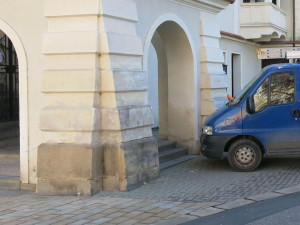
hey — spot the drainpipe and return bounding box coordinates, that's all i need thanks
[293,0,295,47]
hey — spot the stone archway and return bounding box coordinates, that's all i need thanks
[0,19,28,185]
[144,16,198,154]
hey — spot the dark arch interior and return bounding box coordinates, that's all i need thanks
[0,34,19,122]
[0,33,20,188]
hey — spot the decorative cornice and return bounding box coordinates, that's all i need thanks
[221,30,246,41]
[220,30,259,47]
[170,0,232,14]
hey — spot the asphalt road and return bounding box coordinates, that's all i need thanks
[183,192,300,225]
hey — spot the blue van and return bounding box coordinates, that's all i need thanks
[201,63,300,171]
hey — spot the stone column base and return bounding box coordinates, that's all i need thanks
[102,137,159,191]
[37,143,102,196]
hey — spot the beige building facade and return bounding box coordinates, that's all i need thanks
[0,0,297,195]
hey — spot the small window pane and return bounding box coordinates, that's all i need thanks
[254,78,269,112]
[270,73,295,106]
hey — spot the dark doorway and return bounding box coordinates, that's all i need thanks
[0,34,19,122]
[232,53,242,97]
[0,34,20,191]
[262,58,289,69]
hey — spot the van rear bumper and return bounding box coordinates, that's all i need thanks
[200,134,234,159]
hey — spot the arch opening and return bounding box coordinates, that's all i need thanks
[0,20,28,187]
[0,32,20,185]
[146,21,196,152]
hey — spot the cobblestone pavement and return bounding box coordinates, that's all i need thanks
[0,190,215,225]
[98,156,300,203]
[0,155,300,225]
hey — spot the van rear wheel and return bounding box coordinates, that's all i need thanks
[228,139,262,172]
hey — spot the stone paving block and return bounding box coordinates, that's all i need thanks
[0,210,15,215]
[109,216,130,224]
[53,219,76,225]
[4,221,24,225]
[124,211,143,218]
[215,198,255,210]
[159,203,176,209]
[36,210,58,216]
[121,206,140,213]
[119,219,139,225]
[36,219,58,225]
[85,213,107,220]
[189,207,225,217]
[48,216,71,223]
[246,192,284,202]
[20,220,41,225]
[138,205,157,212]
[154,215,198,225]
[134,212,153,220]
[86,203,104,210]
[177,209,194,215]
[165,214,177,220]
[151,202,168,208]
[140,216,161,224]
[190,202,221,209]
[101,208,120,215]
[69,209,87,215]
[86,207,107,214]
[155,210,175,218]
[132,202,150,208]
[70,213,91,220]
[107,211,126,218]
[149,207,167,214]
[275,185,300,195]
[0,213,23,220]
[34,214,57,221]
[70,219,91,225]
[90,217,113,224]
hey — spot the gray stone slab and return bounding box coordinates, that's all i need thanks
[154,215,198,225]
[215,199,255,210]
[247,192,284,202]
[274,185,300,195]
[90,217,112,224]
[189,207,225,217]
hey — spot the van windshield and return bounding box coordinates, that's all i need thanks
[228,70,264,106]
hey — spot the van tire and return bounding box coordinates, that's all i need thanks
[228,139,262,172]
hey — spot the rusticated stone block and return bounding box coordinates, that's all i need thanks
[37,143,102,196]
[102,137,159,191]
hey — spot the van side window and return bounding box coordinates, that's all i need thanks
[254,78,269,112]
[270,73,295,106]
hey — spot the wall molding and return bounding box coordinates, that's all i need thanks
[170,0,231,13]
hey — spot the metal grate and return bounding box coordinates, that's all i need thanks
[0,35,19,122]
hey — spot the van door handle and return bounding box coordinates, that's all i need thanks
[292,109,300,117]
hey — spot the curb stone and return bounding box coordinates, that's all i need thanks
[155,184,300,225]
[214,198,254,210]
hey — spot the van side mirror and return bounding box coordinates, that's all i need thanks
[247,96,255,114]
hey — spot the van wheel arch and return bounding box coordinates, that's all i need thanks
[224,135,265,155]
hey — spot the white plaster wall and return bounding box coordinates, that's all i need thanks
[295,0,300,40]
[220,38,261,96]
[217,0,240,34]
[0,0,46,184]
[147,43,159,128]
[278,0,293,41]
